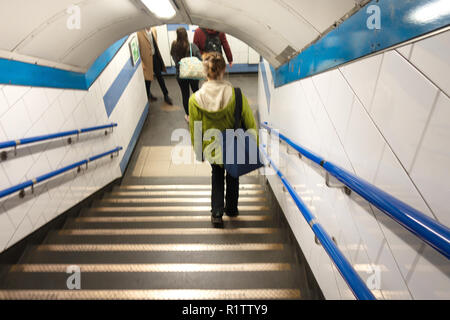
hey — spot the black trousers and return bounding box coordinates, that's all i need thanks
[211,164,239,215]
[177,77,199,115]
[145,56,169,97]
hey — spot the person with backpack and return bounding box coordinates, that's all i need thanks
[188,52,257,228]
[170,27,202,122]
[193,28,233,68]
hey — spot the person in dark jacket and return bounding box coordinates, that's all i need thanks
[170,27,202,122]
[193,28,233,68]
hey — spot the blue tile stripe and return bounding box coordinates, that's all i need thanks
[164,63,258,75]
[0,58,87,90]
[167,24,190,31]
[260,61,271,114]
[273,0,450,87]
[120,102,149,173]
[85,36,129,88]
[103,57,142,117]
[0,36,129,90]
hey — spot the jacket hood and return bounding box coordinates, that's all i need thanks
[193,80,234,119]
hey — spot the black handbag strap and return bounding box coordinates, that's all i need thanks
[234,87,243,130]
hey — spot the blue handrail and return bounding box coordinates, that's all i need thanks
[0,123,118,150]
[260,147,376,300]
[261,122,450,259]
[0,147,123,199]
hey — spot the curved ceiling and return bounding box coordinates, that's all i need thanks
[0,0,368,72]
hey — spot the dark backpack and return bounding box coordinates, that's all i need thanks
[202,28,222,54]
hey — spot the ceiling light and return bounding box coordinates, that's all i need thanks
[141,0,176,19]
[409,0,450,24]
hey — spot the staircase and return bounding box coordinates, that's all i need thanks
[0,176,311,300]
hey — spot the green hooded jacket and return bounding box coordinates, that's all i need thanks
[189,86,258,165]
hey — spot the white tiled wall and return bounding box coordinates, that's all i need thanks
[0,34,148,253]
[258,29,450,299]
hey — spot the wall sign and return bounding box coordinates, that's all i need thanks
[129,36,140,66]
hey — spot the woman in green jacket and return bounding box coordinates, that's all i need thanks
[189,52,258,227]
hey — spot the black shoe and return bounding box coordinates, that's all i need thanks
[225,208,239,217]
[164,95,173,105]
[211,211,224,228]
[149,94,157,102]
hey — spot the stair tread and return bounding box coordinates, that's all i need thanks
[0,288,301,300]
[19,244,296,264]
[1,269,302,290]
[43,231,287,244]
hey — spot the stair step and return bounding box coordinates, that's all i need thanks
[18,243,296,264]
[0,288,301,300]
[108,190,265,197]
[58,228,278,236]
[121,176,262,186]
[83,205,271,216]
[97,197,267,206]
[1,268,302,291]
[43,230,287,244]
[10,263,293,273]
[64,216,276,229]
[115,184,264,191]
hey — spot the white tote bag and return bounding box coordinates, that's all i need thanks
[179,44,205,80]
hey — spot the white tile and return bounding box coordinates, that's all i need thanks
[374,145,434,217]
[0,206,15,251]
[22,88,50,124]
[5,215,33,250]
[58,90,78,120]
[344,99,386,183]
[407,245,450,299]
[0,123,6,143]
[45,141,68,170]
[323,70,354,140]
[44,88,62,106]
[27,190,51,227]
[340,53,383,110]
[25,119,51,162]
[73,89,87,106]
[1,147,34,186]
[396,44,413,60]
[372,207,423,280]
[312,71,332,107]
[375,241,412,300]
[2,85,30,107]
[0,164,11,190]
[316,249,342,300]
[0,99,33,139]
[345,193,385,265]
[25,153,52,180]
[300,77,321,121]
[409,30,450,96]
[42,98,65,132]
[371,51,438,171]
[4,193,35,229]
[0,89,9,117]
[410,92,450,227]
[73,100,95,128]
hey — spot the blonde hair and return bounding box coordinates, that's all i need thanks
[202,52,226,80]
